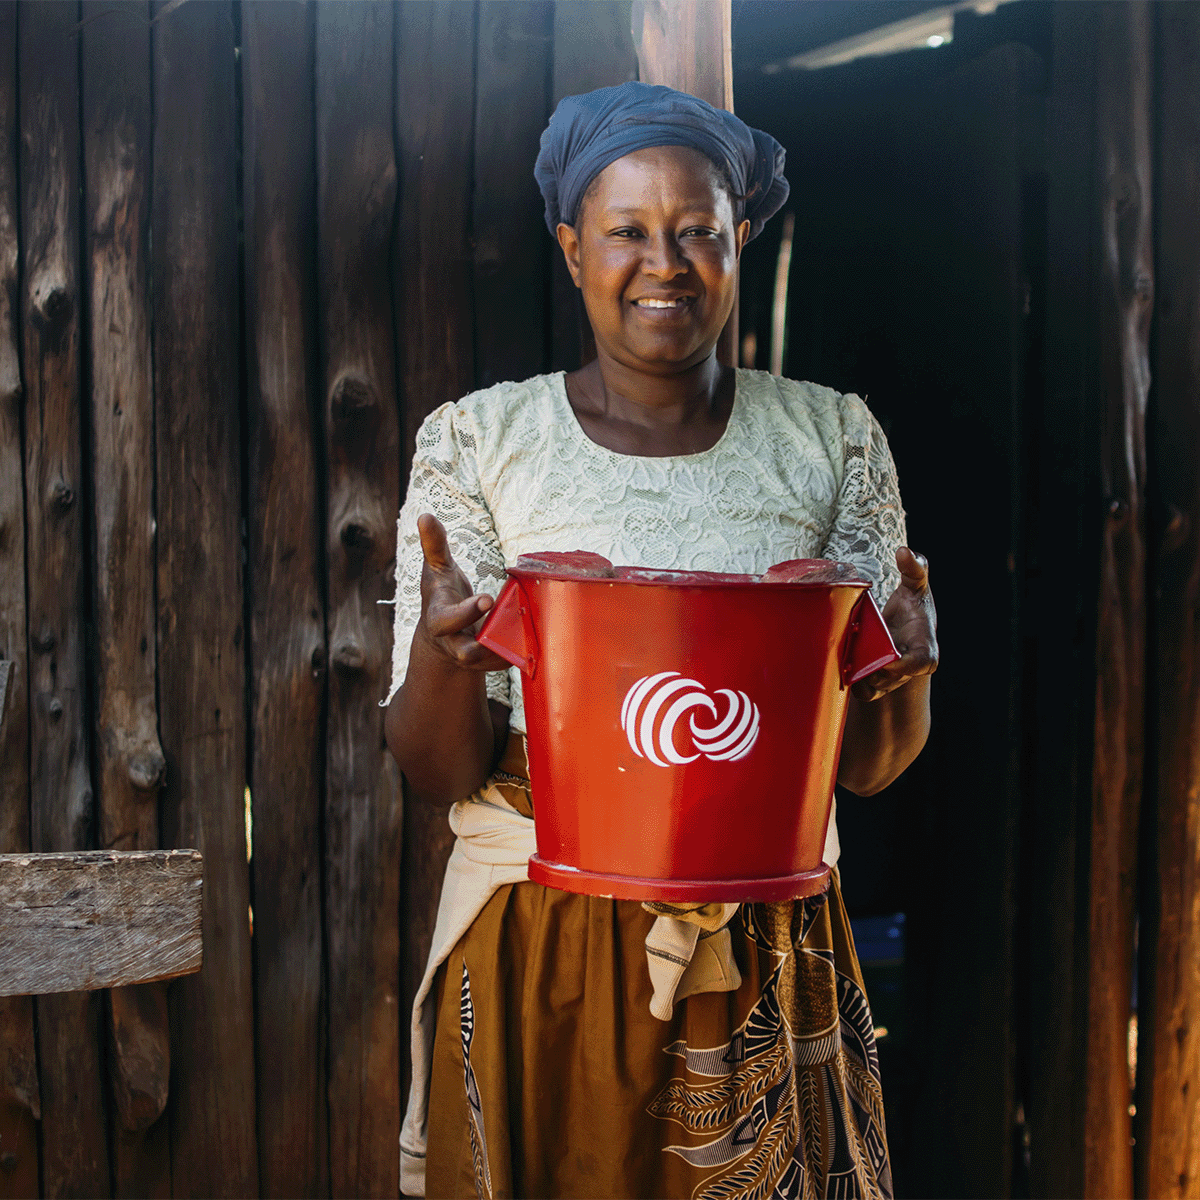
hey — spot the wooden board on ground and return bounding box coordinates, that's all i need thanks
[0,851,203,997]
[316,3,403,1192]
[19,2,111,1193]
[151,1,259,1194]
[242,2,329,1195]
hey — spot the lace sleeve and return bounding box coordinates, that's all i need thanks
[821,394,907,608]
[382,402,511,709]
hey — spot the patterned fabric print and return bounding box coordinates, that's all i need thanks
[460,963,493,1200]
[649,901,891,1200]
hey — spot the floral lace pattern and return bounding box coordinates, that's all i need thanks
[385,369,906,734]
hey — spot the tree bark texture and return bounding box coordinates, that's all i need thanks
[151,1,258,1194]
[19,2,110,1194]
[242,3,328,1195]
[316,3,402,1193]
[0,2,41,1195]
[80,4,171,1191]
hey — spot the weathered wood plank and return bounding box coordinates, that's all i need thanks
[0,3,41,1194]
[394,0,475,1100]
[80,4,172,1190]
[151,1,258,1193]
[0,850,202,996]
[549,0,635,372]
[473,0,552,389]
[631,0,736,364]
[396,0,476,464]
[1029,4,1152,1195]
[1137,3,1200,1195]
[242,3,328,1195]
[631,0,731,109]
[316,3,402,1193]
[18,2,111,1193]
[1084,4,1152,1196]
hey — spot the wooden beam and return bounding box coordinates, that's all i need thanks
[316,3,403,1192]
[81,5,174,1187]
[394,0,477,1102]
[1084,4,1152,1195]
[19,1,112,1191]
[151,1,259,1192]
[1137,3,1200,1195]
[0,1,41,1192]
[631,0,737,364]
[242,2,329,1195]
[0,851,202,997]
[1029,4,1152,1195]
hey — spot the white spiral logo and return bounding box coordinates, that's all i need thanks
[620,672,760,767]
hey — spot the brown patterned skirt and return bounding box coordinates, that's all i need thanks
[423,741,892,1200]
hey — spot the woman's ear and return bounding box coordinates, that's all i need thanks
[734,218,751,260]
[556,222,582,287]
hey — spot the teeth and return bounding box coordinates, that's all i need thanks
[637,298,683,308]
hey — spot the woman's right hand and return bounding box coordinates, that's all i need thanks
[416,513,511,672]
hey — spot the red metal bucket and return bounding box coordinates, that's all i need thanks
[477,552,898,903]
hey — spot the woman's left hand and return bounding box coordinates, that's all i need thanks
[852,547,938,702]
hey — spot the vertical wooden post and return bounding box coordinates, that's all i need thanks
[1137,4,1200,1195]
[19,2,112,1194]
[81,4,171,1194]
[472,1,553,389]
[1084,4,1153,1195]
[151,1,259,1194]
[0,2,41,1195]
[1030,4,1152,1195]
[631,0,737,366]
[394,0,477,1097]
[242,3,328,1196]
[316,3,402,1193]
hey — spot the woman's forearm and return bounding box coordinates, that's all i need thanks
[836,676,931,796]
[384,624,507,805]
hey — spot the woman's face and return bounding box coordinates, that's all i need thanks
[557,145,751,376]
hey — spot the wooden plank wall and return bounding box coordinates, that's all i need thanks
[0,3,634,1196]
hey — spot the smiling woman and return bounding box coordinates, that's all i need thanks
[385,81,936,1200]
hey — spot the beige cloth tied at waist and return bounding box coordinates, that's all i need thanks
[400,770,741,1197]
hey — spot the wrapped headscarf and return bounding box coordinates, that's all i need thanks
[534,81,789,242]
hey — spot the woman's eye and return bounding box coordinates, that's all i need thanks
[682,226,717,238]
[611,227,642,238]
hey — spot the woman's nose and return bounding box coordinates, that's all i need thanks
[641,233,686,278]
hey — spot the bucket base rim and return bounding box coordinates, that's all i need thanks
[527,854,832,903]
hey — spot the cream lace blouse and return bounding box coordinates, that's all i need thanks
[385,369,906,859]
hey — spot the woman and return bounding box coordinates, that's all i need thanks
[386,82,937,1200]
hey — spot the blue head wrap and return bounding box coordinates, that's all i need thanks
[534,81,789,242]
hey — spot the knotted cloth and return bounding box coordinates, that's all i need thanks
[534,81,790,241]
